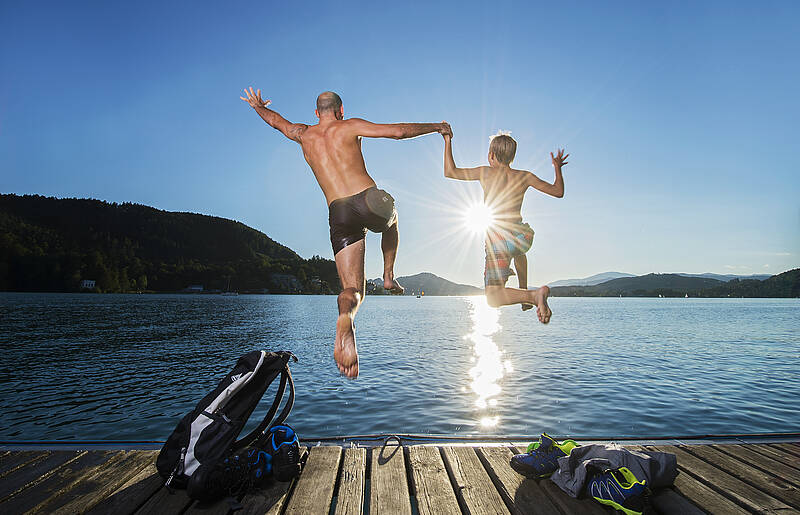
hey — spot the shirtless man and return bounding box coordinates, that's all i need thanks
[241,88,451,378]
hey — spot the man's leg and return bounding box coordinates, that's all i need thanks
[381,220,404,294]
[333,239,366,378]
[485,285,552,323]
[514,254,534,311]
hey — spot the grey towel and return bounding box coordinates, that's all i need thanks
[550,443,678,498]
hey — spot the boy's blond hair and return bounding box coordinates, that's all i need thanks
[489,132,517,165]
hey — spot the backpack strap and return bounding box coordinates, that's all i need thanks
[234,361,295,450]
[271,366,295,428]
[251,365,295,449]
[271,352,297,429]
[267,352,296,430]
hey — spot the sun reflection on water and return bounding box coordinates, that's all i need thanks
[465,298,510,429]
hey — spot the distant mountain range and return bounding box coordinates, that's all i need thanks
[1,193,796,297]
[550,271,771,287]
[549,272,635,287]
[368,273,483,296]
[673,272,772,282]
[366,270,798,298]
[549,270,799,298]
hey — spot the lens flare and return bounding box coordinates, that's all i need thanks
[464,202,495,234]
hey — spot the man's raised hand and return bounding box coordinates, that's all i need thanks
[240,87,272,109]
[551,148,569,169]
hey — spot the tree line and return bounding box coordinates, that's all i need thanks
[0,194,340,293]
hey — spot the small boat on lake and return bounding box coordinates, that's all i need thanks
[221,278,238,296]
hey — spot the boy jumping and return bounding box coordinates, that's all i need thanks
[442,129,567,323]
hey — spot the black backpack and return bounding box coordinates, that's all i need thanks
[156,350,297,489]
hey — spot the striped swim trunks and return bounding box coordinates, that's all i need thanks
[484,222,534,287]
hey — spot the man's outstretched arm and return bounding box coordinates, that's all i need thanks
[241,87,307,143]
[526,149,568,197]
[346,118,451,140]
[443,131,485,181]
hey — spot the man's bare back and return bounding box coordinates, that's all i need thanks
[241,88,450,378]
[296,121,376,204]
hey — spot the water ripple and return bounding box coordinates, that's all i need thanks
[1,293,799,440]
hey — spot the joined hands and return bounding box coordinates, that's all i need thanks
[440,121,453,139]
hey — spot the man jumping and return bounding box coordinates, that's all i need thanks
[241,88,451,378]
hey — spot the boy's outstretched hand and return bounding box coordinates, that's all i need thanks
[551,148,569,168]
[240,87,271,109]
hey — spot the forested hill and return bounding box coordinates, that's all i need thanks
[0,194,339,293]
[550,270,800,298]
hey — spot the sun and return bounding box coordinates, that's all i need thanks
[464,202,495,234]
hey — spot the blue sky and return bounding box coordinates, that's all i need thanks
[2,1,798,287]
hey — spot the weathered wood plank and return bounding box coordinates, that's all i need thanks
[477,446,558,515]
[0,451,123,514]
[505,445,606,515]
[649,445,794,513]
[37,450,155,514]
[750,444,800,471]
[626,445,730,515]
[283,445,340,515]
[407,446,460,515]
[660,468,749,515]
[0,451,84,501]
[775,443,800,458]
[0,450,48,477]
[682,444,800,509]
[441,446,509,515]
[713,444,800,487]
[85,462,164,515]
[370,445,411,515]
[240,478,295,515]
[649,488,705,515]
[133,485,194,514]
[335,447,366,515]
[183,497,232,515]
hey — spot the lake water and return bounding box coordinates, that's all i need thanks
[1,293,798,442]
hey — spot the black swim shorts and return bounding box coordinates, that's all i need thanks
[328,186,397,255]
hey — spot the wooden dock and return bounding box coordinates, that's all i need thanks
[1,441,799,514]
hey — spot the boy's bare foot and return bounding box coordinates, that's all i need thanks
[383,274,404,294]
[521,302,534,311]
[334,314,359,378]
[533,286,551,324]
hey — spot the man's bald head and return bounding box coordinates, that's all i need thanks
[316,91,342,114]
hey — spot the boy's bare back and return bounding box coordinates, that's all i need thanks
[480,167,537,223]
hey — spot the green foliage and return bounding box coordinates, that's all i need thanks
[0,194,340,294]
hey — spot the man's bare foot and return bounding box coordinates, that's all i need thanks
[383,275,404,295]
[533,286,552,324]
[334,314,359,378]
[521,302,534,311]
